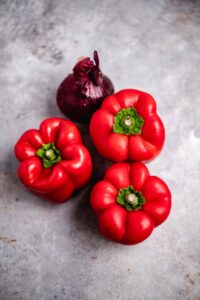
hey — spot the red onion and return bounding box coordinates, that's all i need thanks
[56,51,114,123]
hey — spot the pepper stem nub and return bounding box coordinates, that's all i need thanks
[124,116,132,127]
[126,193,139,206]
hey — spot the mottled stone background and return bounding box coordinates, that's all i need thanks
[0,0,200,299]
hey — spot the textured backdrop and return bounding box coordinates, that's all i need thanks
[0,0,200,299]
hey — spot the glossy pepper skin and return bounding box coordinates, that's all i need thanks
[90,162,171,245]
[90,89,165,162]
[15,118,92,203]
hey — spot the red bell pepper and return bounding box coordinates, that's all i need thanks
[90,162,171,245]
[15,118,93,203]
[90,89,165,162]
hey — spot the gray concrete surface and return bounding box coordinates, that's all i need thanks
[0,0,200,299]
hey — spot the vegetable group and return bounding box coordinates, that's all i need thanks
[14,50,172,246]
[90,162,171,245]
[90,89,165,162]
[57,51,114,123]
[15,118,92,203]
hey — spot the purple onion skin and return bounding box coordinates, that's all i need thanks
[56,51,114,123]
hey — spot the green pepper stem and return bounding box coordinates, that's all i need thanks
[117,186,145,211]
[36,143,61,168]
[113,107,144,135]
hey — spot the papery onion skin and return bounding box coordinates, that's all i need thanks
[56,51,114,123]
